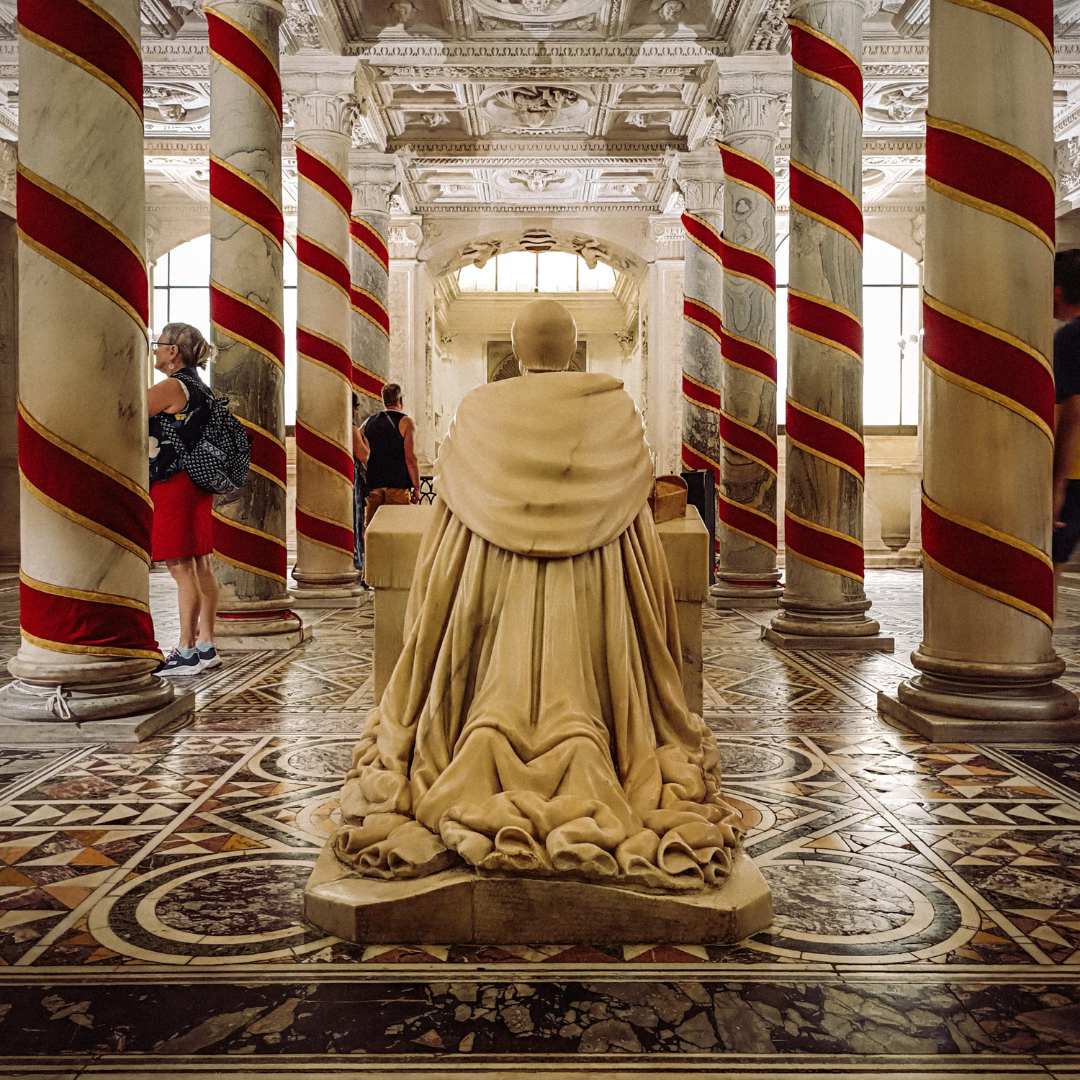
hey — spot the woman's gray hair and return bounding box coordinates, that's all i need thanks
[159,322,214,368]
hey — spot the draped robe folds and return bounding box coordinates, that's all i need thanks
[332,371,743,893]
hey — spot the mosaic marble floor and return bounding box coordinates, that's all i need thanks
[0,569,1079,1078]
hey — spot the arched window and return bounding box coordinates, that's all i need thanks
[775,232,920,428]
[457,250,617,293]
[151,234,300,423]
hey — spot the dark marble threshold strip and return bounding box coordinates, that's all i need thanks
[3,965,1079,986]
[0,1055,1055,1075]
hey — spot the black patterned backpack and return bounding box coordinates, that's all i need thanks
[167,368,251,494]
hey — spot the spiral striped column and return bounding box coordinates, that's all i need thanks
[878,0,1079,738]
[0,0,177,727]
[349,157,394,424]
[291,92,362,606]
[765,0,891,651]
[713,94,785,609]
[206,0,303,649]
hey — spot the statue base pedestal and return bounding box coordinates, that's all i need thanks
[304,846,771,944]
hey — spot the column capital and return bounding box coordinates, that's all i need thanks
[648,214,685,260]
[678,148,723,212]
[717,83,788,142]
[349,150,397,214]
[389,215,424,261]
[285,88,360,141]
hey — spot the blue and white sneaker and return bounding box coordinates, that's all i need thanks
[157,647,201,677]
[196,643,222,672]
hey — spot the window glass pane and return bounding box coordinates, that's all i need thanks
[283,239,298,287]
[900,286,921,426]
[537,251,579,292]
[167,288,210,342]
[578,257,616,291]
[457,260,496,292]
[862,288,903,424]
[152,290,169,340]
[776,285,788,423]
[775,230,789,287]
[496,251,537,292]
[283,286,297,425]
[863,234,901,286]
[167,235,210,287]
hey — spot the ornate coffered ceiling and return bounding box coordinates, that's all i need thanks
[3,0,1080,224]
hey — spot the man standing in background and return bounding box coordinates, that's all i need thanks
[354,383,420,528]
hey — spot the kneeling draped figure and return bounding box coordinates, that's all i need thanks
[331,299,742,893]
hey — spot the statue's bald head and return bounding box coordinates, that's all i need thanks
[512,298,578,374]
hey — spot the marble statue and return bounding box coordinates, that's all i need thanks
[327,299,747,895]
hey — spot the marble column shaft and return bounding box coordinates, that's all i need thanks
[350,157,394,423]
[714,94,784,605]
[680,151,725,562]
[1,0,173,722]
[291,93,361,601]
[768,0,889,649]
[206,0,302,646]
[879,0,1078,737]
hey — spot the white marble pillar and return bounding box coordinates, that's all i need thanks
[206,0,304,649]
[349,153,395,425]
[713,90,786,609]
[287,75,362,606]
[679,151,725,559]
[0,0,183,736]
[765,0,892,651]
[879,0,1080,738]
[645,215,685,473]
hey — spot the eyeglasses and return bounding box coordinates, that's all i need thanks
[150,341,176,348]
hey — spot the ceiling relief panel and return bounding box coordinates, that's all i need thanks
[463,0,611,36]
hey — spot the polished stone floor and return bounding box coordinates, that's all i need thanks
[0,568,1079,1078]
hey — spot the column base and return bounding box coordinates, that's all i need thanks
[290,585,365,609]
[0,685,194,743]
[878,685,1080,743]
[215,605,310,652]
[766,605,894,652]
[712,586,782,610]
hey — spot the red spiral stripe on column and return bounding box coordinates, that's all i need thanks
[922,293,1054,439]
[789,18,863,114]
[211,281,285,368]
[926,116,1055,251]
[297,145,352,217]
[351,285,390,337]
[206,8,283,125]
[719,492,778,550]
[295,508,354,556]
[719,144,776,203]
[19,574,159,660]
[209,157,284,247]
[18,404,152,565]
[785,399,865,481]
[353,361,385,403]
[17,166,148,328]
[948,0,1052,52]
[351,218,390,272]
[682,372,721,413]
[681,442,721,481]
[298,326,352,384]
[297,235,351,296]
[719,412,779,474]
[721,325,778,383]
[789,161,864,249]
[785,510,864,581]
[719,237,776,291]
[239,417,287,491]
[295,419,353,484]
[789,289,862,361]
[212,512,288,583]
[683,297,724,344]
[681,211,724,263]
[19,0,143,119]
[922,494,1053,627]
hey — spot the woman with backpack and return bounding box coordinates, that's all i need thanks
[148,323,222,677]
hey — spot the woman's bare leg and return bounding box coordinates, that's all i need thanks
[194,554,219,646]
[166,558,200,649]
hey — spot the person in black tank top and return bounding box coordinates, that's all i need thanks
[358,382,420,528]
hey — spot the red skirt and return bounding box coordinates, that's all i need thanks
[151,471,214,561]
